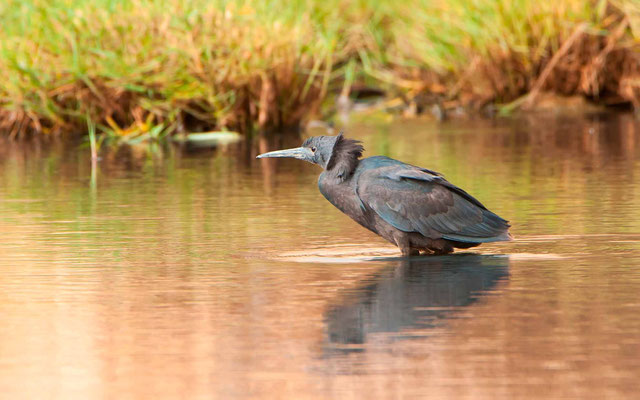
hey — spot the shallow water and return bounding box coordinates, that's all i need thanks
[1,113,640,399]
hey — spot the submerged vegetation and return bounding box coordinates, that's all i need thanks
[1,0,639,139]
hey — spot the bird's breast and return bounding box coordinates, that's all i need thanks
[318,174,367,223]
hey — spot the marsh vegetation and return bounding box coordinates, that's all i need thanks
[1,0,639,139]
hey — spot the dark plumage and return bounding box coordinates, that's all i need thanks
[257,133,512,255]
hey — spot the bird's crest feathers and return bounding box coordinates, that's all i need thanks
[326,131,364,175]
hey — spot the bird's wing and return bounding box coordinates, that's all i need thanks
[356,165,510,243]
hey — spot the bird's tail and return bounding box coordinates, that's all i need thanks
[442,209,512,244]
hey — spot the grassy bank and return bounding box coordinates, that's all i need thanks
[1,0,639,139]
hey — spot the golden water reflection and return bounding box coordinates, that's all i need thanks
[1,112,640,398]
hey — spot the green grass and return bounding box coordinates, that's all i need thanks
[0,0,638,139]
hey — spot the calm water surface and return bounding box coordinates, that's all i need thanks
[1,113,640,399]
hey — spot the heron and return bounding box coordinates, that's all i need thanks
[257,133,512,255]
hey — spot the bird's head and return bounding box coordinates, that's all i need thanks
[257,132,363,171]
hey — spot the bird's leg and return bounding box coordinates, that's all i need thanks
[431,248,453,256]
[430,241,454,255]
[401,247,420,257]
[395,234,419,257]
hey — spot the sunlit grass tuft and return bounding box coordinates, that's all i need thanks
[0,0,343,137]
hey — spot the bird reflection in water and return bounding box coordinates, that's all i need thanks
[324,255,509,353]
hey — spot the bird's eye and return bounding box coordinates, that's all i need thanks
[311,147,317,153]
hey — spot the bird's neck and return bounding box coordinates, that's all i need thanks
[323,135,364,181]
[325,152,359,181]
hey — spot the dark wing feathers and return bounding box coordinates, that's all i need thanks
[356,164,510,243]
[389,168,488,211]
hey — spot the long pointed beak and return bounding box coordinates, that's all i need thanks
[256,147,312,160]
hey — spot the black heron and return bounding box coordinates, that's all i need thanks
[257,133,512,255]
